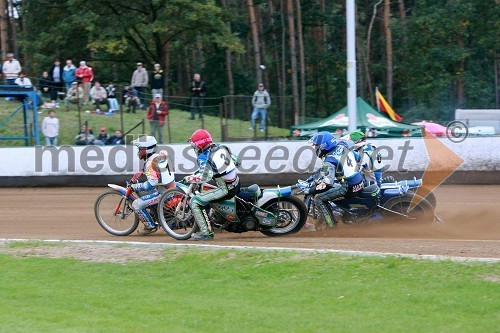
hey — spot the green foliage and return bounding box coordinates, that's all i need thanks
[14,0,500,122]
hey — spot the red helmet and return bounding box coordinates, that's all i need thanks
[189,129,213,152]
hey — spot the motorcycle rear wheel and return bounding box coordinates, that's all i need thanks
[94,191,139,236]
[158,188,198,240]
[382,194,435,222]
[260,196,307,237]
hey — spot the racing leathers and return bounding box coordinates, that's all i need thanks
[131,151,171,228]
[357,143,385,186]
[310,144,364,226]
[189,144,240,236]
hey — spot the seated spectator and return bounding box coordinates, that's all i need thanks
[105,130,125,145]
[74,124,94,145]
[90,81,107,112]
[92,127,110,145]
[64,82,83,110]
[38,71,52,99]
[106,82,119,112]
[14,72,33,88]
[122,85,140,113]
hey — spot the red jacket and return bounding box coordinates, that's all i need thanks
[75,66,93,83]
[147,101,169,126]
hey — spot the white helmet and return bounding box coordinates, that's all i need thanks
[132,135,158,160]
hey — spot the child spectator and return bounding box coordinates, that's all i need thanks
[122,85,140,113]
[106,82,119,112]
[42,110,59,146]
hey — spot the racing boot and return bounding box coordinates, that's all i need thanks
[189,197,214,241]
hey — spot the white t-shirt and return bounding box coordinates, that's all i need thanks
[42,117,59,137]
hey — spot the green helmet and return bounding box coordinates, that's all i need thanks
[349,130,366,143]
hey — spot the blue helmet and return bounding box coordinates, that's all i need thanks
[309,131,337,157]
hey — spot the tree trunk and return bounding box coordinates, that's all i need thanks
[0,0,8,60]
[287,0,299,126]
[383,0,393,104]
[365,0,383,103]
[221,0,235,118]
[280,0,287,127]
[247,0,262,84]
[163,39,170,98]
[295,0,306,120]
[7,0,17,57]
[496,49,500,108]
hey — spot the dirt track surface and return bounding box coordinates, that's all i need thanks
[1,185,499,259]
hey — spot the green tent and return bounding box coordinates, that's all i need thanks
[291,97,422,138]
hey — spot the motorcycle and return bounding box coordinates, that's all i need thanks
[94,157,180,236]
[157,181,308,240]
[296,177,440,226]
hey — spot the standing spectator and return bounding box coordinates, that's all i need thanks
[106,130,125,145]
[2,53,21,85]
[38,71,52,100]
[74,124,94,145]
[49,59,64,107]
[62,59,76,91]
[147,94,168,144]
[106,82,119,112]
[64,82,83,110]
[42,110,59,146]
[93,127,110,145]
[250,83,271,132]
[190,73,206,120]
[131,62,148,109]
[150,63,164,99]
[14,72,33,88]
[75,61,93,105]
[90,81,107,112]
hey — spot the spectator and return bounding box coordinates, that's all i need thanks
[49,59,65,106]
[74,124,94,145]
[64,82,83,110]
[14,72,33,88]
[147,94,168,144]
[75,61,93,105]
[38,71,52,100]
[190,73,206,120]
[106,130,125,145]
[90,81,107,112]
[130,62,148,109]
[42,110,59,146]
[62,59,76,91]
[2,53,21,85]
[123,85,140,113]
[105,82,119,112]
[249,83,271,132]
[150,63,164,99]
[93,127,110,145]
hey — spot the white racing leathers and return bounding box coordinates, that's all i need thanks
[131,152,168,228]
[189,145,240,236]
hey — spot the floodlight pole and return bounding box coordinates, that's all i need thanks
[346,0,357,132]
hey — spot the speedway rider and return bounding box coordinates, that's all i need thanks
[130,135,171,235]
[306,131,364,227]
[341,130,389,186]
[186,129,240,241]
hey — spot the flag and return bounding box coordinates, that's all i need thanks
[376,88,403,122]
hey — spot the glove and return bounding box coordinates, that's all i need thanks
[131,171,143,183]
[125,186,133,197]
[186,174,203,183]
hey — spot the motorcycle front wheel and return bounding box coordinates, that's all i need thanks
[157,188,198,240]
[260,196,307,237]
[94,191,139,236]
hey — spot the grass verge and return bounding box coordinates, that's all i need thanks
[0,246,498,332]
